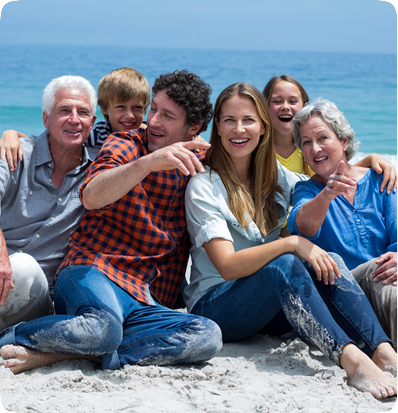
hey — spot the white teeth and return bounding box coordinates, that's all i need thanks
[315,156,328,162]
[231,139,248,144]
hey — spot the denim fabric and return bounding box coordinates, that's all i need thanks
[0,265,222,370]
[191,253,391,366]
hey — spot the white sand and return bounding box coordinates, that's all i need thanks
[0,333,396,413]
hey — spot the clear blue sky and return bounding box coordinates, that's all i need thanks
[0,0,396,54]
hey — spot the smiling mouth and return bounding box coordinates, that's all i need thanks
[120,121,137,128]
[151,131,165,138]
[66,130,81,135]
[230,138,249,144]
[278,115,293,123]
[314,156,328,162]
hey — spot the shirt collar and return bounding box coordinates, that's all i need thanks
[35,129,96,167]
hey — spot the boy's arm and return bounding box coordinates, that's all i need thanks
[0,130,28,172]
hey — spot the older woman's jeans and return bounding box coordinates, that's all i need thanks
[0,265,222,370]
[191,253,391,366]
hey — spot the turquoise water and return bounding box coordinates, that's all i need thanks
[0,45,396,163]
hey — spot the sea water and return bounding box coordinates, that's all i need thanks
[0,45,396,164]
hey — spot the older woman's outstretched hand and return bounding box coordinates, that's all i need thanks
[323,161,356,201]
[292,236,340,286]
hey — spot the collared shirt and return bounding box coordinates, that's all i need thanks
[57,129,203,308]
[183,163,306,312]
[287,169,397,270]
[0,130,100,291]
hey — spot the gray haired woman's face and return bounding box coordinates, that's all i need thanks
[299,115,348,180]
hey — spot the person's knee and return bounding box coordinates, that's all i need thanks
[79,309,123,354]
[31,308,123,356]
[186,316,223,360]
[9,252,48,292]
[1,253,52,327]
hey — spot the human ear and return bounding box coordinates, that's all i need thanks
[188,122,203,137]
[43,111,49,129]
[342,137,349,151]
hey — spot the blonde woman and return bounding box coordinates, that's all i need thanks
[184,83,397,399]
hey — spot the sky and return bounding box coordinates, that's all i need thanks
[0,0,396,54]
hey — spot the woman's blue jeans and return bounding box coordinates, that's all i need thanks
[0,265,222,370]
[191,253,391,366]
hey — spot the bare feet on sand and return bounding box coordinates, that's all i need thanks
[372,342,397,376]
[0,345,100,374]
[340,343,397,399]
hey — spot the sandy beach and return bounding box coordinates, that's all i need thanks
[0,331,396,413]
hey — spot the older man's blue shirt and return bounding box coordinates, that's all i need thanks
[288,169,397,270]
[0,130,100,291]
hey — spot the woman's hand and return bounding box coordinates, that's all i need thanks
[0,130,26,172]
[292,236,340,285]
[323,161,356,201]
[373,252,397,286]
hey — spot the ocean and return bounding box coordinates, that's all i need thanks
[0,45,396,164]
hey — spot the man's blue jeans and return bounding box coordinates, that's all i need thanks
[0,265,222,370]
[191,253,391,366]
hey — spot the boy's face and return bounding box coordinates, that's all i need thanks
[104,98,145,133]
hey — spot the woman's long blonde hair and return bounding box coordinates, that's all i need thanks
[206,83,283,237]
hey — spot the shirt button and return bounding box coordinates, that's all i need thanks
[49,178,52,183]
[58,198,62,202]
[353,209,356,212]
[360,229,364,233]
[357,219,360,222]
[29,191,32,195]
[19,249,23,253]
[48,163,52,168]
[51,217,55,220]
[36,234,40,238]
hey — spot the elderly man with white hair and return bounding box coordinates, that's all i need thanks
[0,76,98,330]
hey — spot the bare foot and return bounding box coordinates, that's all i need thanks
[0,345,100,374]
[340,343,397,399]
[372,342,397,376]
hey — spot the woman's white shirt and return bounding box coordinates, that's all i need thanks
[184,163,306,312]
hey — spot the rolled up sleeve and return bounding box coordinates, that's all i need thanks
[185,174,233,248]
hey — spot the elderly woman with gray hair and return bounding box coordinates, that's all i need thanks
[288,98,397,348]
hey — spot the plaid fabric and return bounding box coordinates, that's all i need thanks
[57,128,204,308]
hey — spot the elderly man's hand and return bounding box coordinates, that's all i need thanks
[0,248,13,305]
[373,252,397,286]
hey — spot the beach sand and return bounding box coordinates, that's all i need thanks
[0,332,396,413]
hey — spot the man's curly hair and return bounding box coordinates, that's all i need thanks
[152,70,213,133]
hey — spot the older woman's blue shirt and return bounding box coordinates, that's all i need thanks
[288,169,397,270]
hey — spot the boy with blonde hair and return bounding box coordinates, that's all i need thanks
[87,67,150,145]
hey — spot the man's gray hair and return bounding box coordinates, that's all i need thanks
[293,97,359,161]
[42,76,97,116]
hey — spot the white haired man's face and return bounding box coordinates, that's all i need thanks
[43,87,96,151]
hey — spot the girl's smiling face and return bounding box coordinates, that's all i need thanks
[268,81,303,138]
